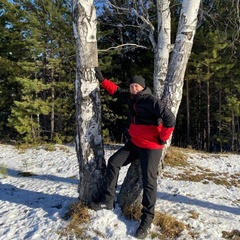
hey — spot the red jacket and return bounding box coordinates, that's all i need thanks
[101,79,176,149]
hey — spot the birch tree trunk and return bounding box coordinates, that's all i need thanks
[163,0,201,114]
[118,0,201,210]
[159,0,201,168]
[154,0,171,98]
[72,0,106,204]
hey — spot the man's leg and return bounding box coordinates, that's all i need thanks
[90,141,139,210]
[135,148,162,238]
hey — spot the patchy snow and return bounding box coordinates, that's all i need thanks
[0,143,239,240]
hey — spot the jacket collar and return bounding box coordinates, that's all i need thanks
[131,87,152,99]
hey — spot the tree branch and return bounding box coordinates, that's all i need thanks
[98,43,148,52]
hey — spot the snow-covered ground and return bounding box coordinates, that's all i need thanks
[0,143,239,240]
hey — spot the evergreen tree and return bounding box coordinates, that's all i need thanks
[0,0,29,139]
[175,0,240,152]
[1,0,76,143]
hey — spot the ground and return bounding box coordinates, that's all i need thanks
[0,144,239,239]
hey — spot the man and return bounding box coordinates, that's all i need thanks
[91,67,176,239]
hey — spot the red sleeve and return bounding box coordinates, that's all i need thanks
[101,79,119,95]
[159,127,175,141]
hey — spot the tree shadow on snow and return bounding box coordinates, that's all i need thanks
[6,168,78,185]
[157,191,240,216]
[0,182,77,219]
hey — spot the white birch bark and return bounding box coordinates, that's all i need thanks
[72,0,106,204]
[163,0,201,116]
[159,0,201,169]
[153,0,171,98]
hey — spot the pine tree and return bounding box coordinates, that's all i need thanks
[0,0,30,139]
[2,0,76,143]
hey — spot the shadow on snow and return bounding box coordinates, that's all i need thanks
[157,191,240,216]
[6,168,78,185]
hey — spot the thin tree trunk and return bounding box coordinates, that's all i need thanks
[206,80,210,152]
[186,77,191,147]
[198,82,202,150]
[42,52,48,132]
[219,84,222,152]
[237,116,240,153]
[231,111,235,151]
[51,66,55,141]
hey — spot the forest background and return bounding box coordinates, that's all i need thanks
[0,0,239,153]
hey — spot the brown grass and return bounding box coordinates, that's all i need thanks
[122,202,142,221]
[0,164,8,178]
[164,147,189,167]
[222,229,240,239]
[153,211,186,239]
[121,201,186,239]
[164,168,240,188]
[15,143,67,153]
[163,147,240,188]
[188,210,199,219]
[58,202,91,239]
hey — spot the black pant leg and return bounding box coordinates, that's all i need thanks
[139,148,162,225]
[105,141,139,202]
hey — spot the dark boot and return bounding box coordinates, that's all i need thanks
[89,199,114,211]
[134,221,151,239]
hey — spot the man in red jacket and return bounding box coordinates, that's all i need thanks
[91,67,176,239]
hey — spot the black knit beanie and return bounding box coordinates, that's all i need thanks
[130,75,145,88]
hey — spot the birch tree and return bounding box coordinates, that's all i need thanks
[72,0,106,204]
[118,0,201,209]
[72,0,201,206]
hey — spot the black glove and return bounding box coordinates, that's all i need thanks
[158,137,167,145]
[95,67,104,82]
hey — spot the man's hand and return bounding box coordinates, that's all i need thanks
[95,67,104,82]
[158,137,167,145]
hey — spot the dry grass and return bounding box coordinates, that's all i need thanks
[0,164,8,178]
[122,202,142,221]
[164,165,240,188]
[164,147,189,167]
[58,202,91,239]
[152,211,186,239]
[121,201,186,239]
[15,143,38,153]
[222,229,240,239]
[58,145,70,153]
[163,147,240,188]
[15,143,69,153]
[188,210,199,219]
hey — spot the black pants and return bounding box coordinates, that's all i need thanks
[104,140,162,225]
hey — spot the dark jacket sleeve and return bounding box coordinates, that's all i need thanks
[155,100,176,141]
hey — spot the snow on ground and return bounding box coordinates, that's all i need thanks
[0,143,239,240]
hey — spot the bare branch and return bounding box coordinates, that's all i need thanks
[98,43,148,52]
[106,0,156,48]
